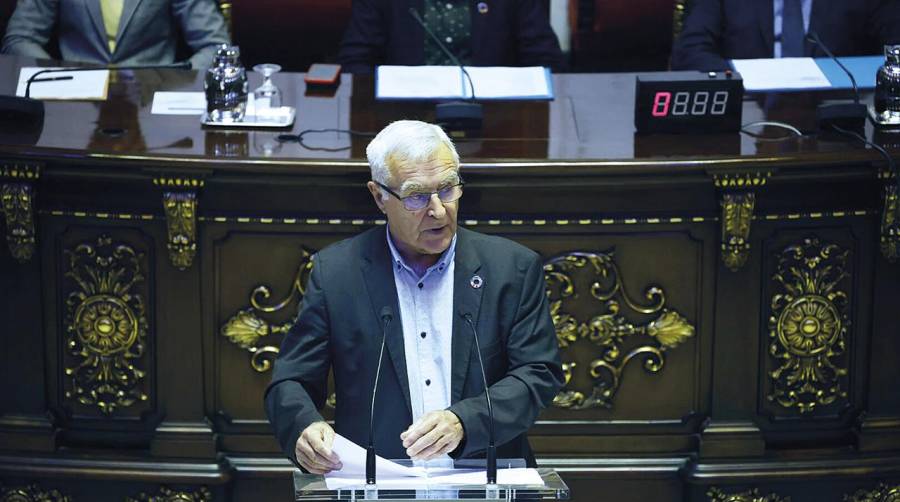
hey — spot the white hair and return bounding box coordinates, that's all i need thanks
[366,120,460,195]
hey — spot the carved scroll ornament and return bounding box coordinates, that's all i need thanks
[544,251,696,410]
[220,248,314,372]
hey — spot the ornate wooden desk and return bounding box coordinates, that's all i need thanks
[0,55,898,502]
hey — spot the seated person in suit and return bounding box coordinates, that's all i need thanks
[2,0,230,69]
[338,0,565,74]
[265,120,563,473]
[671,0,900,71]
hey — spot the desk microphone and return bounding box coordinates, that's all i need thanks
[460,310,497,485]
[25,61,192,98]
[367,306,393,485]
[805,31,866,132]
[408,7,483,138]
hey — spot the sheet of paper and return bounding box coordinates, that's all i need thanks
[16,67,109,100]
[730,57,831,92]
[325,434,426,481]
[376,65,552,100]
[376,66,464,99]
[151,91,207,115]
[324,467,545,490]
[460,66,551,99]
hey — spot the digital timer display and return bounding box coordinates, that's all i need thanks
[650,91,731,117]
[635,72,744,133]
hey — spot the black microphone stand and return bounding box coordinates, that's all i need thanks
[409,7,483,138]
[367,307,393,489]
[24,61,192,98]
[806,31,867,132]
[461,312,497,486]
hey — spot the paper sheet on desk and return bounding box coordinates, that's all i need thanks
[731,58,831,91]
[16,67,109,100]
[151,92,207,115]
[324,434,544,489]
[375,65,553,100]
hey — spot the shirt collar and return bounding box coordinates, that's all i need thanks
[386,227,457,278]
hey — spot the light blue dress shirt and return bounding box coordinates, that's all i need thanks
[386,230,457,465]
[773,0,813,58]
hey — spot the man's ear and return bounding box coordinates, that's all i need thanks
[367,181,386,213]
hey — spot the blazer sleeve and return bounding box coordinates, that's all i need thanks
[670,0,730,71]
[337,0,388,74]
[514,0,565,71]
[171,0,230,69]
[447,253,564,458]
[1,0,57,59]
[264,256,332,464]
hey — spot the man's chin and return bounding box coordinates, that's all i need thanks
[419,228,454,254]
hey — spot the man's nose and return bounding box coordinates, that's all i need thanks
[427,193,446,218]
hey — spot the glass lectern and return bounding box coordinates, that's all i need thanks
[293,466,570,502]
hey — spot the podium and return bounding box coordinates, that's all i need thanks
[293,467,570,501]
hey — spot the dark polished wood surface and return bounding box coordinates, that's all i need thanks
[1,53,899,502]
[0,54,893,169]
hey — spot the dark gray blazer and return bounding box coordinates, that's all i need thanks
[2,0,229,69]
[265,226,563,467]
[671,0,900,71]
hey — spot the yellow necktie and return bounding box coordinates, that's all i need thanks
[100,0,124,53]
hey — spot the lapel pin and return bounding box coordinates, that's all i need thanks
[470,275,483,289]
[477,2,489,14]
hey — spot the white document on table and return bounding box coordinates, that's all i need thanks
[323,434,544,489]
[730,57,831,91]
[16,67,109,100]
[376,65,553,100]
[151,91,207,115]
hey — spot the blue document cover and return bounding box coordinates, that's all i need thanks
[815,55,881,90]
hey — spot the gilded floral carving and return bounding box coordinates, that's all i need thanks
[721,192,755,271]
[0,483,71,502]
[707,487,790,502]
[64,235,149,415]
[1,182,36,263]
[845,483,900,502]
[162,191,197,270]
[126,486,211,502]
[768,237,850,414]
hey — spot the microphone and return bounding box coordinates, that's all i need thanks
[25,61,192,98]
[805,31,866,132]
[460,310,497,486]
[367,306,393,486]
[408,7,483,138]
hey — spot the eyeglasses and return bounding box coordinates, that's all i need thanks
[375,181,465,211]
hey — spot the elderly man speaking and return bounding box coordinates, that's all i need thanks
[265,120,563,475]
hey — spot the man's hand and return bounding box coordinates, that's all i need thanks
[295,421,342,474]
[400,410,464,461]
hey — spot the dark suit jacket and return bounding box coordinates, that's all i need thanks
[337,0,565,73]
[265,226,563,467]
[671,0,900,71]
[1,0,229,69]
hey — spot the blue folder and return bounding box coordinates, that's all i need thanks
[814,55,881,90]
